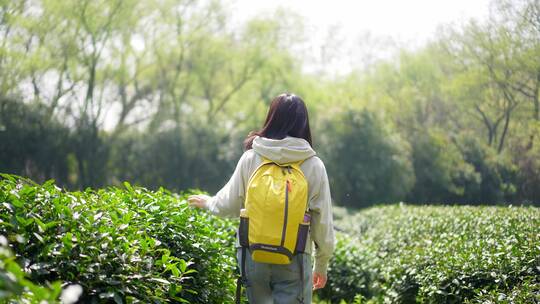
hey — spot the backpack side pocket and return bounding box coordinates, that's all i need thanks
[294,222,309,253]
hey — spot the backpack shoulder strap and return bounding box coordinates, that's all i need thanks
[244,156,276,196]
[260,156,275,165]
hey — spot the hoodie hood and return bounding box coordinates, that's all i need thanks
[252,136,316,164]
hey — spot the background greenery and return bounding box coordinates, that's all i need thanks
[1,0,539,209]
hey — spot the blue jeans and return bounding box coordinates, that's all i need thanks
[237,248,313,304]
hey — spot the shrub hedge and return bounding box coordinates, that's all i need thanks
[0,174,237,303]
[2,174,539,303]
[322,204,540,303]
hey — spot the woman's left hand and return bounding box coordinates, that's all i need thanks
[313,272,327,290]
[187,194,210,208]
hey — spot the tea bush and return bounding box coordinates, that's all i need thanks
[321,204,540,303]
[1,235,63,303]
[0,174,238,303]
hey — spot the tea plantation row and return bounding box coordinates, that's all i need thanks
[1,174,539,303]
[0,174,237,303]
[320,205,540,303]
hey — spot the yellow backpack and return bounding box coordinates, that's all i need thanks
[238,157,310,264]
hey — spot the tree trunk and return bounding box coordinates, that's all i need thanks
[85,55,97,110]
[498,109,511,153]
[535,71,540,121]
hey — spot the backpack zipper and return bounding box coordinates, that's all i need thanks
[281,180,290,247]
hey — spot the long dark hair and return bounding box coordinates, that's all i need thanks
[244,93,312,150]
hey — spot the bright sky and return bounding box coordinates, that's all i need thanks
[231,0,492,75]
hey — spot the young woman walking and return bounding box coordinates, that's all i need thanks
[188,93,335,303]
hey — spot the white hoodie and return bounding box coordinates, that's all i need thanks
[206,136,335,275]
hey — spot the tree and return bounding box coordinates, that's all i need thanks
[407,129,478,204]
[0,96,71,185]
[439,0,540,154]
[322,109,414,208]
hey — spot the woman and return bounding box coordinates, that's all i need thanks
[188,93,335,304]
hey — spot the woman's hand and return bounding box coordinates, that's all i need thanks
[313,272,327,290]
[187,194,210,208]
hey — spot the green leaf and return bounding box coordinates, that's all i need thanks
[113,293,123,304]
[33,232,45,243]
[63,232,73,250]
[149,278,170,285]
[123,182,133,192]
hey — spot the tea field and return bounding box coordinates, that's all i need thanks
[320,205,540,303]
[0,174,237,303]
[1,174,539,303]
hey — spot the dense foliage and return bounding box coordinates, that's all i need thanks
[321,205,540,303]
[2,175,539,303]
[321,110,414,207]
[0,239,62,303]
[0,174,237,303]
